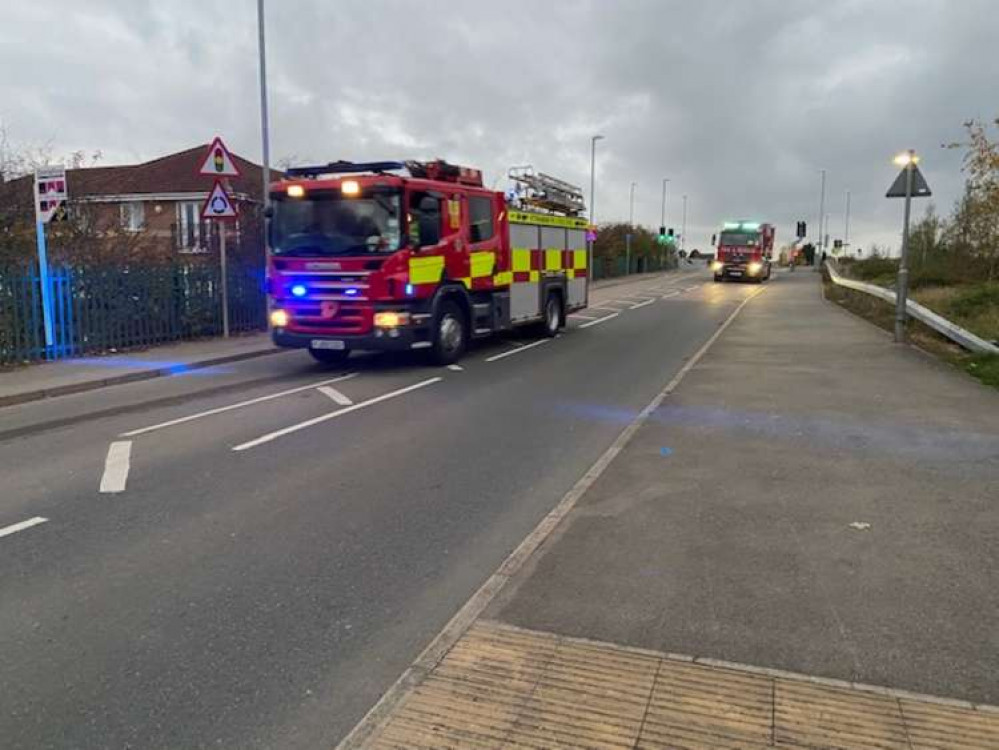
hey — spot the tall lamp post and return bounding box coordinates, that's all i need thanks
[893,150,918,343]
[660,178,670,267]
[815,169,826,268]
[681,194,688,255]
[627,181,636,274]
[588,135,604,282]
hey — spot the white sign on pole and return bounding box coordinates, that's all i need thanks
[35,165,68,224]
[198,136,241,177]
[201,180,238,220]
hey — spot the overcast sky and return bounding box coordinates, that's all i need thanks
[2,0,995,252]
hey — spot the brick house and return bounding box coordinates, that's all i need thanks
[68,144,269,256]
[1,144,271,261]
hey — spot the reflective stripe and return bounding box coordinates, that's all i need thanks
[545,249,562,271]
[459,277,471,288]
[573,249,588,269]
[512,248,532,272]
[529,270,540,282]
[409,255,445,284]
[493,271,513,286]
[470,251,495,278]
[508,210,589,230]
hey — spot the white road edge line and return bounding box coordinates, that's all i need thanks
[233,377,442,452]
[585,306,623,313]
[447,364,464,372]
[567,312,598,320]
[334,287,767,750]
[485,338,550,362]
[100,440,132,493]
[317,385,353,406]
[121,373,358,437]
[579,312,619,328]
[661,290,681,300]
[0,516,48,539]
[629,299,656,310]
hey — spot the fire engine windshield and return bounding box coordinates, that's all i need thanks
[719,232,759,247]
[270,190,402,256]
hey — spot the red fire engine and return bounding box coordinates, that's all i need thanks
[711,221,775,283]
[266,160,590,365]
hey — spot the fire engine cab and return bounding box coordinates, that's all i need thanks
[266,160,590,365]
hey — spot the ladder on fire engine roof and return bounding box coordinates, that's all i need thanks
[283,160,483,186]
[507,165,586,217]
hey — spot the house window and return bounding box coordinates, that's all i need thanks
[120,201,145,231]
[176,201,202,251]
[468,195,494,243]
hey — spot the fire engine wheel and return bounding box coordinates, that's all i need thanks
[309,347,350,366]
[539,293,563,338]
[713,274,724,283]
[430,300,467,365]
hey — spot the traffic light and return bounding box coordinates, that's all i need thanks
[796,221,806,239]
[668,228,674,237]
[834,239,843,249]
[657,226,668,245]
[711,233,717,246]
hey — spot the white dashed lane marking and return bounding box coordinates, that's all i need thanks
[99,441,132,494]
[0,516,48,540]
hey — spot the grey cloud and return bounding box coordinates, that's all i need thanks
[1,0,993,252]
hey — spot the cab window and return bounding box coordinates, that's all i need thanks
[468,195,494,243]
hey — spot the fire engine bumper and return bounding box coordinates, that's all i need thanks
[272,324,432,353]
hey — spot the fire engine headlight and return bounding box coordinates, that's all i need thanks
[374,311,410,328]
[286,185,305,198]
[341,180,360,196]
[711,261,724,272]
[748,262,763,275]
[270,309,289,328]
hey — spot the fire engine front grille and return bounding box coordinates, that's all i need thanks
[286,302,371,335]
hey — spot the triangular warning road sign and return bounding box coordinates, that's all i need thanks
[198,136,241,177]
[201,180,238,220]
[886,165,931,198]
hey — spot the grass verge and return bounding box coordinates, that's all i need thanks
[823,279,999,391]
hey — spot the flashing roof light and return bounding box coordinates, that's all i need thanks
[344,288,359,296]
[286,184,305,198]
[341,179,361,196]
[290,284,307,298]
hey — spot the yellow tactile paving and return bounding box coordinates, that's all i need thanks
[367,621,999,749]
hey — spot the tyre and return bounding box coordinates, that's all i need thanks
[309,347,350,366]
[536,292,563,338]
[430,300,467,365]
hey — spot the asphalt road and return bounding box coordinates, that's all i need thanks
[0,267,755,750]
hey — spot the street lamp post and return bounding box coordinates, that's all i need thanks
[681,194,688,255]
[660,178,669,268]
[844,190,851,247]
[257,0,271,213]
[627,181,636,274]
[588,135,604,283]
[894,150,917,343]
[816,169,826,268]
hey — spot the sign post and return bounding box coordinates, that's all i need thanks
[33,166,68,351]
[198,138,241,338]
[886,151,931,343]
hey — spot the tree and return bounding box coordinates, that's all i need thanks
[909,203,943,265]
[945,116,999,279]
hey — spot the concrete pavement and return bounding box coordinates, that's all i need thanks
[355,270,999,747]
[1,269,721,749]
[0,331,279,407]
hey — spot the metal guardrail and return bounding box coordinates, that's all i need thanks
[826,262,999,355]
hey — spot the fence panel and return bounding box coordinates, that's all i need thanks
[0,261,267,365]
